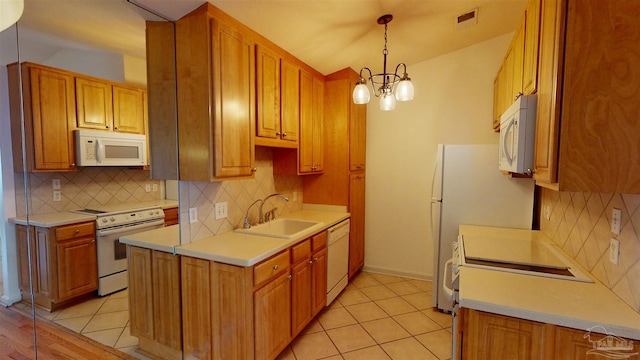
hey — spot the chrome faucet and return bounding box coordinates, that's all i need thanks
[259,193,289,224]
[242,199,264,229]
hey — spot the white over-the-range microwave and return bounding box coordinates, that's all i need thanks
[498,94,537,175]
[75,129,147,167]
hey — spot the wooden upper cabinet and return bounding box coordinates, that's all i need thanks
[533,0,640,193]
[523,0,541,95]
[75,77,113,130]
[112,85,145,134]
[256,45,282,140]
[280,59,300,143]
[299,70,324,173]
[349,85,366,172]
[76,77,145,134]
[175,3,256,181]
[8,62,77,172]
[255,46,299,147]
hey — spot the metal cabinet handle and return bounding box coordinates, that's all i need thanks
[287,275,292,280]
[75,229,80,234]
[308,260,313,265]
[273,264,279,270]
[276,132,281,136]
[313,257,318,262]
[282,133,287,137]
[252,168,257,172]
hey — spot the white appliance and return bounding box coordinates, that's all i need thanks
[72,206,165,295]
[326,219,350,305]
[75,129,147,167]
[499,94,537,174]
[431,144,535,312]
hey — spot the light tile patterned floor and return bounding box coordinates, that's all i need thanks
[277,271,452,360]
[19,271,451,360]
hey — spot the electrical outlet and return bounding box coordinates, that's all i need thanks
[53,191,61,202]
[609,238,620,265]
[189,207,198,224]
[52,179,61,190]
[145,184,151,192]
[152,184,158,192]
[611,208,622,235]
[214,202,228,219]
[543,204,551,220]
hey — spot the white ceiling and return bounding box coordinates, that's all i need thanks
[15,0,527,75]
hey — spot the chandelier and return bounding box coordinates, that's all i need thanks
[352,14,414,111]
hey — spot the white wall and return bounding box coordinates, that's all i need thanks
[363,33,512,280]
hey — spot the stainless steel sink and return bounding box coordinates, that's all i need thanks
[234,218,321,239]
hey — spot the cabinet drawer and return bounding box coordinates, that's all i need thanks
[55,222,95,241]
[254,250,289,287]
[291,239,311,264]
[311,231,327,252]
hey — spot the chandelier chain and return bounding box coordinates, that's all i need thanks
[383,23,388,56]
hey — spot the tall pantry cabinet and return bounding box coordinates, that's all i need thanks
[303,68,366,279]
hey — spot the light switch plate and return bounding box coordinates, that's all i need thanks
[53,191,61,202]
[215,202,228,219]
[189,207,198,224]
[611,208,622,235]
[609,238,620,265]
[52,179,61,190]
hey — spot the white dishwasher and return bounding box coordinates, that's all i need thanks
[326,219,350,305]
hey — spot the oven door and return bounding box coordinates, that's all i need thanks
[96,219,164,294]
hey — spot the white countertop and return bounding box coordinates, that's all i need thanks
[119,225,180,253]
[458,225,640,340]
[9,199,178,227]
[122,209,350,267]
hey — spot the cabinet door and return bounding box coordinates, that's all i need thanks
[299,70,323,173]
[152,251,182,350]
[16,225,36,294]
[311,247,327,316]
[348,174,365,278]
[256,45,281,139]
[291,259,313,337]
[75,77,113,130]
[27,65,77,171]
[462,309,547,360]
[56,236,98,301]
[129,246,154,339]
[254,272,291,360]
[181,257,212,360]
[349,96,366,171]
[522,0,541,95]
[112,85,145,134]
[211,17,256,178]
[280,59,299,142]
[532,0,564,185]
[511,19,525,100]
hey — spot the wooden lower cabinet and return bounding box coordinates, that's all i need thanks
[459,308,640,360]
[163,207,179,226]
[128,246,182,360]
[255,272,291,360]
[16,222,97,310]
[180,230,329,360]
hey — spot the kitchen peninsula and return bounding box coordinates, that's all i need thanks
[455,225,640,359]
[120,208,349,360]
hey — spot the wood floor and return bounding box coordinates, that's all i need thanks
[0,305,134,359]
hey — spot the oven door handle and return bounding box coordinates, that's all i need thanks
[442,258,455,301]
[97,220,165,237]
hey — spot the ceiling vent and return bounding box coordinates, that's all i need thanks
[456,8,478,30]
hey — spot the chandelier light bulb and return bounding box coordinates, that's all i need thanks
[395,77,414,101]
[353,82,371,104]
[380,90,396,111]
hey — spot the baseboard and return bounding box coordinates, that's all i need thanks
[362,265,433,282]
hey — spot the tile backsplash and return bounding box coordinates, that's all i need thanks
[179,146,303,243]
[539,188,640,313]
[14,167,162,216]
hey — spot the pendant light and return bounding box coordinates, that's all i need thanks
[352,14,414,111]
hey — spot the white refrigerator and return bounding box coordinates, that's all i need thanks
[431,144,535,312]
